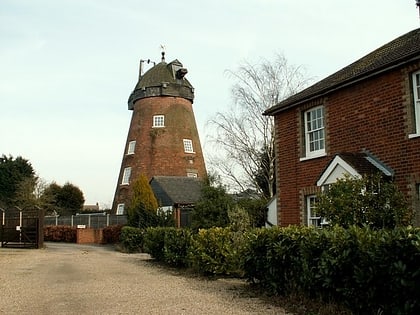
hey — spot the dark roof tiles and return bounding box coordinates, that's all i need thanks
[265,28,420,115]
[150,176,203,207]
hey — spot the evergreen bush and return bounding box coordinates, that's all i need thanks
[119,226,144,252]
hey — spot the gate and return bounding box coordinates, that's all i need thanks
[0,207,44,249]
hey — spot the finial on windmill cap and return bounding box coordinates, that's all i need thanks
[160,44,166,62]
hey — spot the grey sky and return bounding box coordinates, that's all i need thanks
[1,0,418,207]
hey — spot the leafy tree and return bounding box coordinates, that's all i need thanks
[191,178,234,230]
[207,54,311,198]
[0,154,35,207]
[41,182,85,215]
[58,182,85,215]
[316,174,413,229]
[127,174,159,228]
[236,197,267,228]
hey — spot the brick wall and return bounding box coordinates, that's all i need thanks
[275,63,420,226]
[76,228,104,244]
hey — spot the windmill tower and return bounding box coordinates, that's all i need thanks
[112,53,207,214]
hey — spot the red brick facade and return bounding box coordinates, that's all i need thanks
[274,59,420,226]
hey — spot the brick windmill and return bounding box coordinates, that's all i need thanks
[112,52,207,214]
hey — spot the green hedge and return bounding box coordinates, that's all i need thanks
[243,226,420,314]
[188,227,245,276]
[119,226,144,252]
[119,225,420,314]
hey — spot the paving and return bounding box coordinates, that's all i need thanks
[0,242,290,315]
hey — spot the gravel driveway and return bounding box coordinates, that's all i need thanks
[0,242,291,315]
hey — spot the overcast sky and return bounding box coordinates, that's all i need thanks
[1,0,419,207]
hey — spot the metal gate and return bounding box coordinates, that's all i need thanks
[0,207,44,249]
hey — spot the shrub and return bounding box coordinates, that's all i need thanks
[44,225,76,242]
[188,227,244,276]
[143,227,166,261]
[163,228,192,267]
[316,173,412,228]
[102,224,124,244]
[119,226,144,252]
[243,226,420,314]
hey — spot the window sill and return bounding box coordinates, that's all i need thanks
[408,133,420,139]
[300,152,327,162]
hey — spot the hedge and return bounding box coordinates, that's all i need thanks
[243,226,420,314]
[44,225,77,242]
[119,226,144,252]
[121,225,420,314]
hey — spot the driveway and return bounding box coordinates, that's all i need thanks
[0,242,290,315]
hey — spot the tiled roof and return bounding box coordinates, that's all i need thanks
[150,176,203,207]
[337,152,393,177]
[265,28,420,115]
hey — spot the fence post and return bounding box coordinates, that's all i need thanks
[107,214,110,226]
[55,215,58,226]
[0,208,5,226]
[71,215,74,227]
[88,214,91,228]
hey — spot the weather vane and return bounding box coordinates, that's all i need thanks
[417,0,420,18]
[160,44,166,62]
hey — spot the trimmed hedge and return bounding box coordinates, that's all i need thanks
[44,225,77,242]
[188,227,245,276]
[119,226,144,252]
[120,225,420,314]
[243,226,420,314]
[102,224,124,244]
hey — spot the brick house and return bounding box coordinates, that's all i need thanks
[264,28,420,227]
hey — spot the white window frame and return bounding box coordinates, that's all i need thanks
[116,203,125,215]
[409,70,420,138]
[306,195,321,227]
[304,106,325,158]
[127,141,136,155]
[153,115,165,128]
[121,167,131,185]
[183,139,194,153]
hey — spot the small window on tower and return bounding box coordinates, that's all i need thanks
[127,141,136,155]
[183,139,194,153]
[121,167,131,185]
[153,115,165,127]
[116,203,125,215]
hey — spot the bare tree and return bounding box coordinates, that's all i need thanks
[207,53,311,198]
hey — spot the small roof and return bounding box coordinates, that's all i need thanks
[150,176,203,207]
[265,28,420,115]
[317,152,394,186]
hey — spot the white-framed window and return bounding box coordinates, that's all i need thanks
[116,203,125,215]
[304,106,325,158]
[127,141,136,155]
[183,139,194,153]
[411,70,420,135]
[153,115,165,127]
[187,172,198,178]
[121,167,131,185]
[306,195,321,227]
